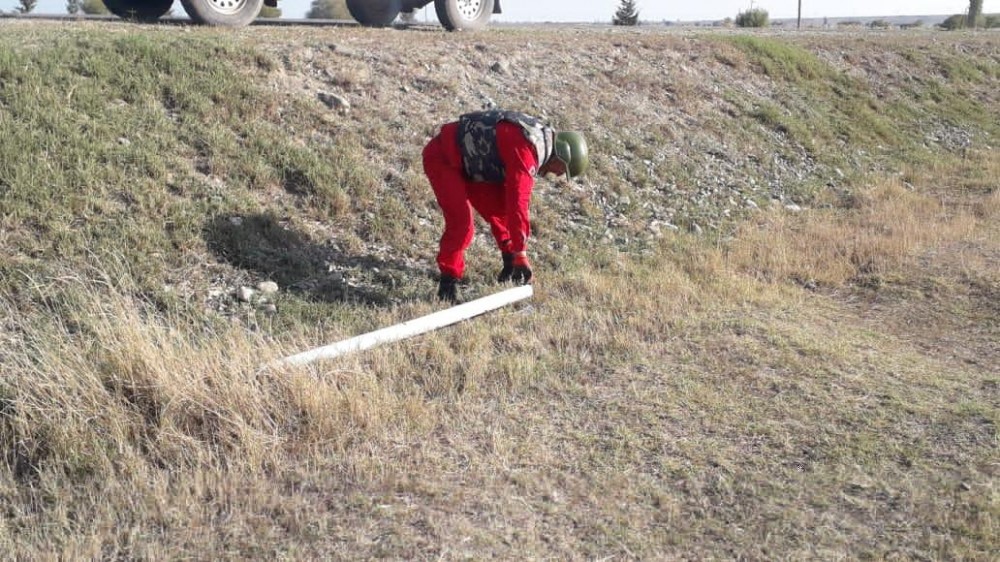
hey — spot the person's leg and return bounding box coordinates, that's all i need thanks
[467,184,513,253]
[423,136,474,279]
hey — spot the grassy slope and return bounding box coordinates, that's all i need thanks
[1,22,997,559]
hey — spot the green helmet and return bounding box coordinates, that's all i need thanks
[553,131,589,178]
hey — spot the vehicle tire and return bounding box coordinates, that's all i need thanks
[435,0,493,31]
[179,0,264,27]
[104,0,174,22]
[346,0,403,27]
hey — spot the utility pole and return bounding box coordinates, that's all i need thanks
[798,0,802,29]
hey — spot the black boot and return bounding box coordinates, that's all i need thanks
[437,275,459,303]
[497,252,514,283]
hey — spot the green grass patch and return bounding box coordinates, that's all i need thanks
[0,30,405,325]
[726,35,832,83]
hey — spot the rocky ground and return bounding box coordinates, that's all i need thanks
[205,25,997,311]
[1,22,996,314]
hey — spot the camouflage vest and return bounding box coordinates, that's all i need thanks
[457,110,555,183]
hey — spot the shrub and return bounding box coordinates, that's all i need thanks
[81,0,108,14]
[735,8,769,28]
[941,14,966,30]
[612,0,640,26]
[17,0,38,14]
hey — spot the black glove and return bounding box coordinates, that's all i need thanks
[497,252,514,283]
[511,254,532,285]
[437,275,458,303]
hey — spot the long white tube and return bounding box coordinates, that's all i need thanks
[270,285,533,368]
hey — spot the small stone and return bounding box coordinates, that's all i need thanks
[237,286,255,302]
[490,60,511,75]
[229,216,243,226]
[784,203,803,213]
[117,137,131,146]
[328,44,359,58]
[318,91,350,113]
[257,281,279,295]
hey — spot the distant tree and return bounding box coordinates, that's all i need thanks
[967,0,983,27]
[612,0,639,26]
[306,0,350,20]
[869,19,890,29]
[941,14,965,30]
[81,0,108,14]
[986,14,1000,28]
[735,8,769,28]
[66,0,82,15]
[259,5,281,18]
[17,0,38,13]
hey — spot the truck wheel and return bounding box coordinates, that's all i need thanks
[104,0,173,22]
[346,0,403,27]
[435,0,494,31]
[179,0,264,27]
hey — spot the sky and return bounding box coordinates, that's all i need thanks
[3,0,997,22]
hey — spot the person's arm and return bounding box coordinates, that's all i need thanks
[495,122,539,255]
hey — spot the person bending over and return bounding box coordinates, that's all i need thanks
[422,109,589,302]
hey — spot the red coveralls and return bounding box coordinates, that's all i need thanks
[422,121,539,279]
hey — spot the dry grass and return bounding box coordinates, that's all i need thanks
[727,151,998,288]
[4,152,997,559]
[1,22,997,560]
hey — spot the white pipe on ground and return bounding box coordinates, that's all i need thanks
[269,285,533,368]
